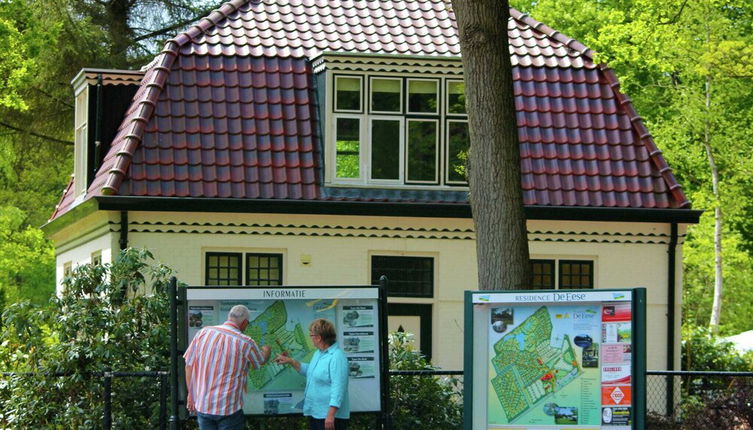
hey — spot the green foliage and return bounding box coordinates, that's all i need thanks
[387,331,462,429]
[511,0,753,334]
[681,324,749,371]
[0,248,173,429]
[0,206,54,308]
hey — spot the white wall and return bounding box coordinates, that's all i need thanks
[111,211,685,371]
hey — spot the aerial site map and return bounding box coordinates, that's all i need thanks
[488,305,602,427]
[239,299,336,391]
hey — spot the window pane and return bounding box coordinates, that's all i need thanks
[407,120,437,182]
[447,81,466,114]
[447,121,469,183]
[559,261,593,289]
[336,77,361,111]
[205,253,242,285]
[336,118,360,178]
[408,80,438,113]
[371,79,401,112]
[246,253,283,286]
[371,256,434,297]
[371,120,400,180]
[531,260,555,289]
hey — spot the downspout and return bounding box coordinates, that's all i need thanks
[92,73,104,183]
[119,211,128,250]
[666,222,678,415]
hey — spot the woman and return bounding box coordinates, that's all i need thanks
[274,318,350,430]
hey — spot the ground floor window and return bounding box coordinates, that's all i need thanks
[371,255,434,298]
[205,252,283,286]
[531,259,594,289]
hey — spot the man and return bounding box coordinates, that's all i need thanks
[184,304,271,429]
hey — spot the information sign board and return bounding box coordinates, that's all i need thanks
[183,286,384,416]
[464,289,645,430]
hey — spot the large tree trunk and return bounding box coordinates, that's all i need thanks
[454,0,531,290]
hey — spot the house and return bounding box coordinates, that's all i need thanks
[43,0,701,376]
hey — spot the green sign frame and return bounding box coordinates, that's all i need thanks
[464,288,646,430]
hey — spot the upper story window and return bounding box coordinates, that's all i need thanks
[205,252,283,286]
[329,73,470,187]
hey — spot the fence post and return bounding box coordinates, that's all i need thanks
[103,371,112,430]
[169,276,180,430]
[160,371,168,430]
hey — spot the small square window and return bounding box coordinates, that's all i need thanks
[63,262,73,278]
[335,76,362,112]
[246,254,283,286]
[206,253,242,285]
[407,79,438,114]
[371,256,434,298]
[371,78,402,113]
[91,251,102,266]
[559,260,593,289]
[531,259,555,289]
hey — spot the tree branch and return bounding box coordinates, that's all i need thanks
[0,121,73,145]
[132,3,222,43]
[659,0,689,25]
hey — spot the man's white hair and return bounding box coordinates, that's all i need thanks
[228,305,250,323]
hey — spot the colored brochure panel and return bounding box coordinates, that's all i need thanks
[347,356,376,378]
[602,405,631,428]
[342,305,375,328]
[187,304,217,339]
[342,331,375,354]
[487,305,603,427]
[601,345,631,365]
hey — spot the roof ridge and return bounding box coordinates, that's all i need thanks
[508,7,596,61]
[100,0,248,195]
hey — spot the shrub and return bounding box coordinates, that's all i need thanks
[0,248,173,429]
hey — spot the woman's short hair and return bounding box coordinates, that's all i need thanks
[309,318,336,346]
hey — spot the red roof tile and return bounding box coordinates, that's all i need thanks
[50,0,691,221]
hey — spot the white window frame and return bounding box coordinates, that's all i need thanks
[445,119,469,185]
[406,78,440,115]
[369,76,403,114]
[73,87,88,196]
[445,79,467,116]
[334,75,363,113]
[368,116,404,184]
[332,114,365,182]
[405,118,440,185]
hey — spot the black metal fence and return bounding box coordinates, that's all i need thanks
[647,370,753,429]
[4,369,752,429]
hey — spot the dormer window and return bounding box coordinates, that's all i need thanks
[328,73,469,187]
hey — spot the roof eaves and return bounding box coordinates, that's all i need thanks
[99,0,247,196]
[600,67,691,209]
[509,8,690,209]
[48,175,74,222]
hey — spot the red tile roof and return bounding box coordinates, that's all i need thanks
[51,0,690,221]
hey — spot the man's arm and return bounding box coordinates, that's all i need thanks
[261,345,271,364]
[185,364,196,414]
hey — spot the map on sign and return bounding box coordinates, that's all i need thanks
[237,299,336,391]
[488,305,602,426]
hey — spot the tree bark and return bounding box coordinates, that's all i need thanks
[454,0,531,290]
[705,73,723,333]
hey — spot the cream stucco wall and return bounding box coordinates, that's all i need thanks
[49,210,687,372]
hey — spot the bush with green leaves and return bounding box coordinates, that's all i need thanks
[387,331,463,429]
[0,248,173,429]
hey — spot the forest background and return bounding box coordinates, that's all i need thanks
[1,0,752,337]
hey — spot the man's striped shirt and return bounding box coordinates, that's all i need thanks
[184,320,264,416]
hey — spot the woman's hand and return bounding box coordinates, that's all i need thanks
[273,352,291,364]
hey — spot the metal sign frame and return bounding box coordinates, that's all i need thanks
[169,277,390,426]
[463,288,646,430]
